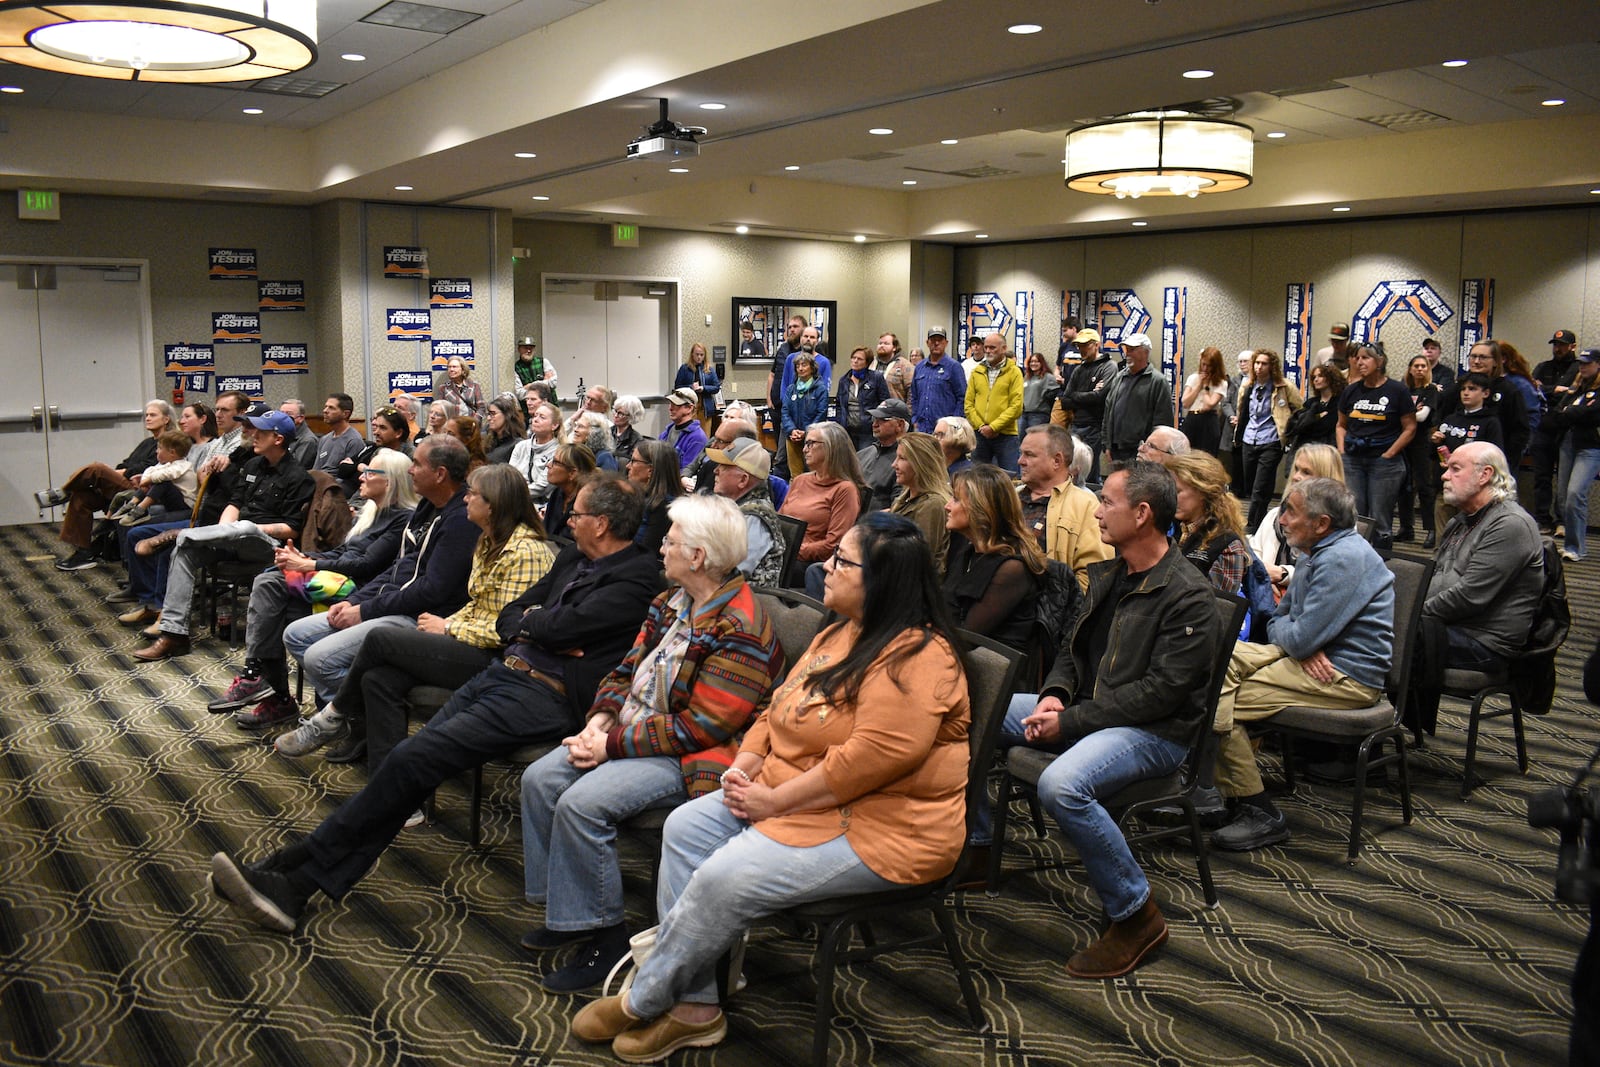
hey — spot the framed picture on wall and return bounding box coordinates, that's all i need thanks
[731,298,838,366]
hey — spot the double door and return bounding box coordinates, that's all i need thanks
[0,260,154,526]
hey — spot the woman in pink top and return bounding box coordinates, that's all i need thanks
[777,420,865,585]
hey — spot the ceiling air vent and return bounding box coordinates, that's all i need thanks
[847,151,903,162]
[1268,81,1347,97]
[1360,109,1451,132]
[251,76,344,97]
[362,1,482,34]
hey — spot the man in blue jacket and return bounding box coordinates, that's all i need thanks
[910,326,966,432]
[1210,477,1394,851]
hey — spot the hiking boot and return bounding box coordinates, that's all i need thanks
[1065,897,1168,979]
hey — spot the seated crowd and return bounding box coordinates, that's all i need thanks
[38,341,1556,1062]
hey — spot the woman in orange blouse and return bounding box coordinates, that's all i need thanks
[571,512,969,1061]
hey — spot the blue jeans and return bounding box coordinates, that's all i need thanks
[1342,452,1407,549]
[1558,442,1600,559]
[125,519,188,608]
[283,612,415,704]
[1020,412,1051,433]
[520,748,686,931]
[973,432,1021,474]
[625,791,896,1018]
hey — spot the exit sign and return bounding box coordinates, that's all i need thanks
[612,222,639,248]
[18,188,60,221]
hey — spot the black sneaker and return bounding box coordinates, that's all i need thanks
[540,926,631,993]
[208,674,275,714]
[1211,807,1291,852]
[210,851,306,933]
[323,734,368,764]
[234,695,300,731]
[56,549,98,572]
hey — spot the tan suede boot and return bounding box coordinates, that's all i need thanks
[1065,897,1168,979]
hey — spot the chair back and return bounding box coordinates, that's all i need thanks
[775,514,808,588]
[954,630,1024,853]
[1382,555,1434,722]
[1176,593,1250,790]
[754,588,827,683]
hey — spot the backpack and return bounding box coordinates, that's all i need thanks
[1194,530,1276,642]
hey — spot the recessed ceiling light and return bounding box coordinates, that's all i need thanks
[868,127,893,135]
[902,180,917,186]
[340,53,366,62]
[514,152,536,159]
[853,235,867,243]
[668,167,689,173]
[1442,59,1468,68]
[1131,221,1148,227]
[784,165,800,171]
[242,107,263,115]
[1,86,24,94]
[735,225,749,234]
[1542,98,1566,107]
[941,138,958,145]
[394,185,413,191]
[974,233,989,239]
[698,102,726,111]
[1266,131,1287,139]
[1007,23,1042,34]
[1182,69,1214,79]
[1332,205,1352,212]
[531,195,550,201]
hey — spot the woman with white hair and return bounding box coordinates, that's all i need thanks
[611,395,645,465]
[518,493,783,993]
[934,415,977,478]
[571,411,619,471]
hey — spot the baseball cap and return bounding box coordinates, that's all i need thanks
[666,388,698,407]
[241,400,271,419]
[246,410,295,437]
[1551,329,1577,346]
[1329,323,1352,341]
[1075,328,1101,345]
[705,436,771,479]
[926,326,948,339]
[1120,332,1152,349]
[867,398,912,422]
[1577,348,1600,363]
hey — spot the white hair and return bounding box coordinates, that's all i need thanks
[666,494,749,577]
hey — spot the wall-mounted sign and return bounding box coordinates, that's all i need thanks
[1096,289,1153,354]
[263,343,309,374]
[1283,283,1314,388]
[217,375,265,400]
[18,188,59,221]
[612,223,640,248]
[259,280,306,312]
[430,339,475,371]
[388,371,433,401]
[429,277,472,310]
[384,246,428,279]
[1161,287,1187,422]
[164,343,215,373]
[209,248,258,280]
[212,311,262,344]
[178,371,211,393]
[386,308,431,340]
[1351,279,1454,343]
[1458,279,1495,370]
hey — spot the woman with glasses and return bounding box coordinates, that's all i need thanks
[934,416,977,477]
[781,351,830,476]
[485,396,526,465]
[611,395,645,466]
[778,421,865,586]
[1337,343,1418,551]
[543,443,598,540]
[568,512,968,1062]
[628,439,685,553]
[510,400,563,502]
[888,431,953,576]
[519,494,782,993]
[570,411,619,472]
[435,355,484,421]
[417,400,457,443]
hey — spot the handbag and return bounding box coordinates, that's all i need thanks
[600,925,748,999]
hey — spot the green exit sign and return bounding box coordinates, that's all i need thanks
[18,188,60,221]
[612,222,639,248]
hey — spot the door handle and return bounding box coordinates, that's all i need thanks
[48,405,61,431]
[33,405,44,430]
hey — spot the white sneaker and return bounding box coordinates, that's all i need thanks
[404,809,427,829]
[1560,549,1582,563]
[273,707,348,756]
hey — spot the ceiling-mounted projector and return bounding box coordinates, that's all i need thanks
[627,99,706,162]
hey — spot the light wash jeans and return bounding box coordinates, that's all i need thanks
[625,791,896,1018]
[155,521,278,636]
[971,692,1187,922]
[1558,441,1600,560]
[520,748,686,931]
[282,612,415,704]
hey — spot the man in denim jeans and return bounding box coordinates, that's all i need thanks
[988,461,1221,980]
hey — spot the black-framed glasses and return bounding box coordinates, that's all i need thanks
[568,510,596,521]
[828,547,863,570]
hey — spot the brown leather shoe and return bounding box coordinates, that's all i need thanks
[132,633,191,661]
[142,621,163,638]
[134,528,182,557]
[1065,897,1168,979]
[571,994,642,1043]
[612,1008,726,1063]
[118,606,158,626]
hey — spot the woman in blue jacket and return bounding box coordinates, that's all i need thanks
[673,342,721,421]
[834,345,890,449]
[782,352,830,475]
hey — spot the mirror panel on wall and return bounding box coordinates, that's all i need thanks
[731,298,837,366]
[543,277,677,400]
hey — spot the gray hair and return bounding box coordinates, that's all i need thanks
[1288,477,1356,531]
[722,400,760,425]
[1070,434,1094,487]
[613,394,645,423]
[935,416,976,455]
[146,399,177,427]
[1353,342,1388,376]
[1458,441,1516,503]
[1147,426,1190,456]
[417,433,469,484]
[281,398,307,418]
[666,493,748,577]
[573,411,615,454]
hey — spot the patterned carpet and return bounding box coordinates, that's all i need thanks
[0,520,1589,1067]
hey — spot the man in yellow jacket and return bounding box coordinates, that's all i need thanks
[966,332,1025,472]
[1018,424,1113,592]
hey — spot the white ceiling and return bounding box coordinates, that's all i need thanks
[2,0,1599,242]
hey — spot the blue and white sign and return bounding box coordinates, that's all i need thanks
[1283,283,1314,388]
[217,375,265,400]
[262,343,309,375]
[1351,279,1454,343]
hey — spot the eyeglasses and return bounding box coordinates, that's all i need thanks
[801,439,823,449]
[627,455,650,467]
[828,547,863,570]
[568,510,597,521]
[1138,441,1176,456]
[549,459,574,471]
[357,469,388,480]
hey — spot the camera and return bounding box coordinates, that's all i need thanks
[1527,780,1600,906]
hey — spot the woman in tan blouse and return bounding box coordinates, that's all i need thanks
[571,512,970,1061]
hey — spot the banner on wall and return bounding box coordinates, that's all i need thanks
[388,371,433,402]
[430,339,475,371]
[957,292,1022,354]
[1351,279,1454,344]
[1083,290,1100,329]
[218,375,265,400]
[1014,290,1033,360]
[177,371,211,394]
[1161,287,1187,422]
[429,278,473,310]
[209,248,257,280]
[1096,289,1153,354]
[1283,283,1314,388]
[384,246,429,279]
[164,343,215,373]
[1458,278,1495,369]
[258,280,306,312]
[1063,290,1084,326]
[387,308,432,340]
[212,311,261,344]
[262,343,308,374]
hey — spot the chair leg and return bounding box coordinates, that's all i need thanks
[1027,793,1047,837]
[1395,733,1414,826]
[1348,738,1373,864]
[1461,690,1487,800]
[1279,733,1299,794]
[931,899,986,1030]
[1510,695,1529,774]
[469,765,484,846]
[986,774,1014,896]
[812,918,849,1067]
[1186,802,1219,907]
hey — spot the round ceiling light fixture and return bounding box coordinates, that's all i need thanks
[1065,109,1253,198]
[0,0,317,82]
